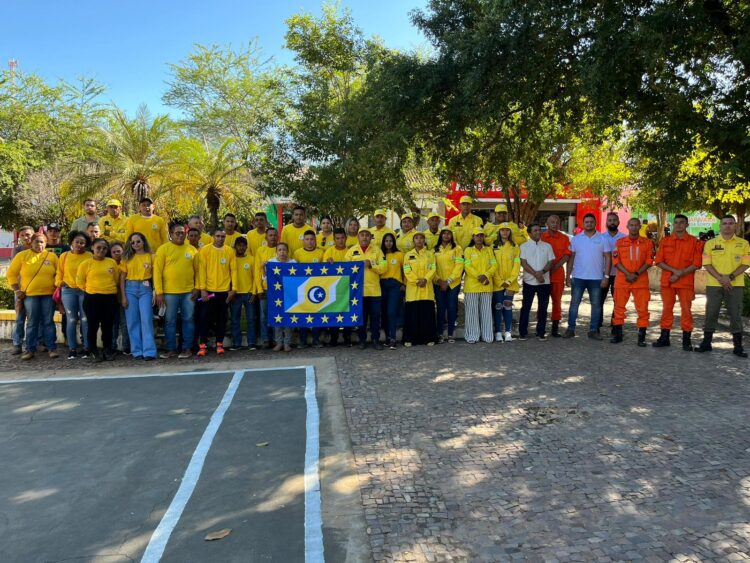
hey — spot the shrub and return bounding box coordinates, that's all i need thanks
[0,277,15,309]
[744,274,750,318]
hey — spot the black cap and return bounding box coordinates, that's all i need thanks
[139,197,153,204]
[46,222,61,231]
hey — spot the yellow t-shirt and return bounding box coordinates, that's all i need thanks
[224,231,243,248]
[234,254,255,294]
[154,242,198,294]
[703,235,750,287]
[293,247,325,263]
[198,244,237,292]
[198,233,214,249]
[280,223,314,255]
[55,251,93,289]
[381,251,405,283]
[119,253,154,281]
[345,234,359,248]
[323,246,349,262]
[7,250,58,296]
[317,232,336,250]
[98,214,128,243]
[254,245,277,293]
[246,229,268,256]
[76,257,119,294]
[125,214,169,251]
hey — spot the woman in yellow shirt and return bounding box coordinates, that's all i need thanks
[345,218,360,248]
[7,233,59,360]
[433,228,463,343]
[463,228,497,344]
[316,216,336,250]
[492,225,521,343]
[402,233,437,347]
[108,241,130,355]
[57,231,93,358]
[380,233,404,349]
[120,232,157,360]
[76,238,119,362]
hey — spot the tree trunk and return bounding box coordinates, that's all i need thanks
[206,186,221,230]
[735,201,748,236]
[654,206,667,245]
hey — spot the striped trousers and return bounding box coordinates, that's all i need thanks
[464,292,493,343]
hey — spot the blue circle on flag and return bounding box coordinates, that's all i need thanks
[308,286,326,304]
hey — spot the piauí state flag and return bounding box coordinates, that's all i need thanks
[266,261,364,327]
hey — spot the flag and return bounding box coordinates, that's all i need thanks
[266,261,364,327]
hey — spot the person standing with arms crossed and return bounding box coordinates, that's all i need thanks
[540,215,571,337]
[519,224,556,341]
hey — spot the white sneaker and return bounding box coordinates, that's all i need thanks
[504,331,513,342]
[495,332,504,342]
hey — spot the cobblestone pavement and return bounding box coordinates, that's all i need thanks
[2,294,749,561]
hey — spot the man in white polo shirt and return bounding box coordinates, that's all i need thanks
[563,213,613,339]
[519,223,556,340]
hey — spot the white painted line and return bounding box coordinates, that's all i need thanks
[304,365,325,562]
[140,370,245,563]
[0,366,309,384]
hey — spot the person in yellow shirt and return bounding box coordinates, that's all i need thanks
[223,213,243,247]
[246,211,269,255]
[99,199,128,243]
[345,227,387,350]
[7,233,60,360]
[188,215,213,248]
[402,232,437,347]
[423,212,443,250]
[345,218,361,248]
[323,228,352,346]
[317,216,336,250]
[197,229,238,356]
[433,228,463,343]
[229,237,257,351]
[371,209,395,249]
[484,203,528,246]
[396,213,418,253]
[120,232,157,360]
[463,228,497,343]
[294,230,326,264]
[280,205,314,255]
[56,231,93,358]
[380,233,405,349]
[154,223,198,359]
[254,227,279,348]
[492,224,521,342]
[125,197,169,251]
[76,238,119,362]
[449,195,484,249]
[696,215,750,356]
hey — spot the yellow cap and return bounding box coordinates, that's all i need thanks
[373,209,387,217]
[459,195,473,204]
[107,199,122,207]
[472,227,485,236]
[400,212,416,221]
[427,212,443,220]
[358,226,373,234]
[494,203,508,213]
[498,222,512,230]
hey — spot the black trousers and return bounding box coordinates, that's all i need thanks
[83,293,118,354]
[199,291,228,344]
[597,277,616,330]
[519,283,551,337]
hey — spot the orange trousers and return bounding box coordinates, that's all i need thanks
[613,286,650,328]
[660,287,695,332]
[549,281,564,321]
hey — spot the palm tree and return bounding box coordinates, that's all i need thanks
[68,105,175,209]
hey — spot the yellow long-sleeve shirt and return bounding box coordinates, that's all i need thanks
[323,246,350,262]
[370,226,395,249]
[396,230,417,253]
[463,245,497,293]
[125,214,169,251]
[381,251,404,283]
[345,244,386,297]
[448,213,483,249]
[119,253,153,281]
[224,231,243,248]
[254,245,277,293]
[76,257,119,294]
[7,250,58,296]
[234,254,255,294]
[198,232,213,249]
[493,242,521,292]
[434,244,464,289]
[403,248,436,302]
[99,214,128,243]
[55,251,92,288]
[154,242,198,294]
[293,247,325,263]
[246,229,268,255]
[484,222,528,246]
[198,244,237,292]
[423,229,441,251]
[280,223,314,255]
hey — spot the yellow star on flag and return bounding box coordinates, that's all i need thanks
[351,297,358,306]
[351,265,360,273]
[320,266,328,274]
[290,315,299,324]
[274,315,282,323]
[336,314,344,323]
[306,315,314,324]
[321,315,329,323]
[336,265,344,274]
[275,299,282,307]
[304,266,313,275]
[274,282,282,290]
[289,267,297,275]
[351,281,359,289]
[350,314,358,322]
[273,266,281,275]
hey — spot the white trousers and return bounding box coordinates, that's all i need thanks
[464,292,493,343]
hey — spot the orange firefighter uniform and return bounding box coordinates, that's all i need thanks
[612,236,654,328]
[655,233,703,332]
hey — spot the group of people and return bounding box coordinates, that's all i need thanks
[6,195,750,361]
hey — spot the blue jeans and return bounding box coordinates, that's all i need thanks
[567,278,602,332]
[519,283,551,337]
[112,305,130,351]
[124,280,157,358]
[230,293,256,347]
[12,307,26,347]
[359,296,382,343]
[434,284,460,337]
[299,327,321,346]
[493,289,515,333]
[61,287,88,350]
[24,295,57,352]
[165,292,195,352]
[380,279,402,341]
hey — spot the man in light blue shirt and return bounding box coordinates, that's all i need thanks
[563,213,613,339]
[599,212,626,332]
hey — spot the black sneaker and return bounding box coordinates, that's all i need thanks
[537,334,547,341]
[12,346,22,356]
[373,342,384,351]
[518,335,529,341]
[80,349,91,359]
[67,350,77,360]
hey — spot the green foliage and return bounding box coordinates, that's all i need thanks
[744,275,750,318]
[0,278,15,309]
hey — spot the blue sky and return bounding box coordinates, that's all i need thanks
[3,0,428,115]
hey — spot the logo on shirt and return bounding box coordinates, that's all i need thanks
[143,262,151,270]
[43,260,51,266]
[151,224,158,230]
[220,258,227,264]
[243,263,251,269]
[107,267,114,274]
[390,258,397,265]
[408,255,416,260]
[185,252,192,259]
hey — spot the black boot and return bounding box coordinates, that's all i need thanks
[637,327,647,347]
[682,331,693,352]
[94,350,105,363]
[551,320,561,338]
[652,329,670,348]
[732,333,748,358]
[610,325,623,344]
[695,331,713,353]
